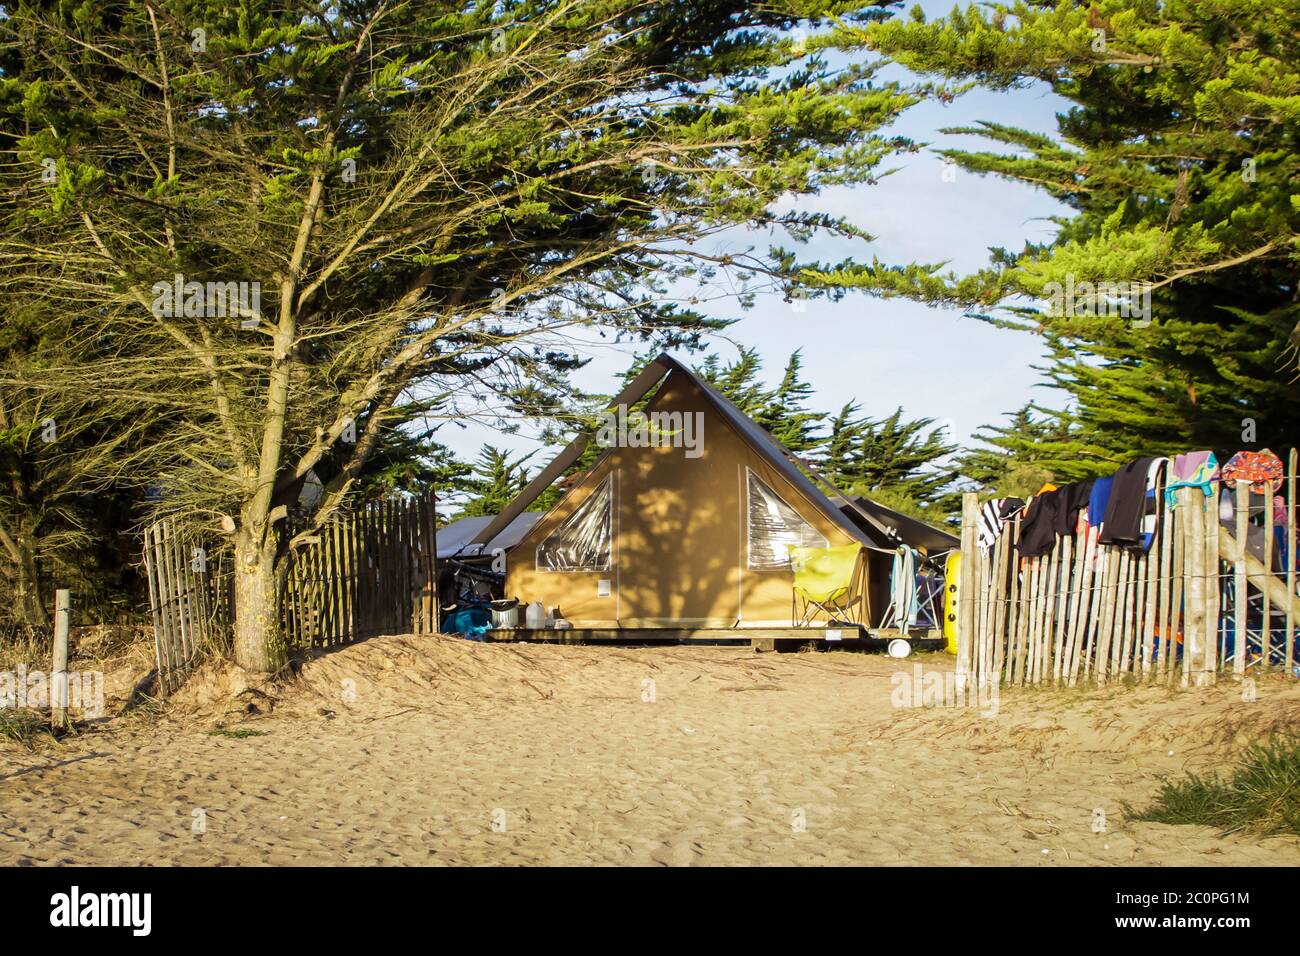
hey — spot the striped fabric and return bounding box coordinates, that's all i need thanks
[978,497,1025,549]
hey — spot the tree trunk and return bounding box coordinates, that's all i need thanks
[232,535,283,673]
[13,533,49,628]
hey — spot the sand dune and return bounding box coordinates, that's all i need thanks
[2,634,1298,865]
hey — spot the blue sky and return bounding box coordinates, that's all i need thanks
[438,1,1073,465]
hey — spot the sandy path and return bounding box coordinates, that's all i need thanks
[2,635,1298,865]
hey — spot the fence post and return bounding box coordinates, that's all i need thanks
[51,589,70,730]
[430,492,440,634]
[1205,492,1220,682]
[1263,489,1274,672]
[1288,448,1296,676]
[956,492,979,693]
[1182,486,1208,687]
[1234,482,1249,677]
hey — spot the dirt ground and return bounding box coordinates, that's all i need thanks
[2,633,1299,866]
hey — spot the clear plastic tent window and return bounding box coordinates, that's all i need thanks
[536,474,613,572]
[746,469,828,568]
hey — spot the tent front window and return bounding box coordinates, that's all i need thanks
[746,469,828,568]
[536,474,613,572]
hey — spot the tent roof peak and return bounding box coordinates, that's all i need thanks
[467,353,939,553]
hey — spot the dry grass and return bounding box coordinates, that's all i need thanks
[0,625,51,672]
[0,709,58,751]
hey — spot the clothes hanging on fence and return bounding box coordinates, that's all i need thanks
[1088,475,1114,528]
[1053,479,1095,537]
[978,496,1025,548]
[1222,449,1284,494]
[1016,487,1062,557]
[1137,458,1167,551]
[1016,481,1091,557]
[1099,456,1159,548]
[1165,450,1219,508]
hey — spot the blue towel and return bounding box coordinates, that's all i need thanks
[1088,475,1114,528]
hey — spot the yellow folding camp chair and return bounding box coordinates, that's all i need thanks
[788,544,863,627]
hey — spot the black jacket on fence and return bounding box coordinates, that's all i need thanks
[1017,479,1094,557]
[1099,457,1157,548]
[1016,488,1060,557]
[1054,479,1094,538]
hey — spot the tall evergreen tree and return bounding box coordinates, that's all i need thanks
[0,303,159,627]
[456,446,536,519]
[959,402,1096,496]
[752,351,826,452]
[701,350,960,517]
[700,348,825,453]
[823,403,960,518]
[820,0,1300,462]
[699,348,770,420]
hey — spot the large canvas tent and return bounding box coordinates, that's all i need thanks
[461,354,957,630]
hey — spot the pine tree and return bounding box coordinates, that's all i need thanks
[823,401,864,481]
[752,351,826,453]
[699,348,825,453]
[824,0,1300,462]
[457,447,536,519]
[823,405,960,518]
[960,403,1101,497]
[699,348,771,421]
[0,302,159,627]
[703,351,960,518]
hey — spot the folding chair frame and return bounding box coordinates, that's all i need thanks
[792,586,863,628]
[789,547,865,628]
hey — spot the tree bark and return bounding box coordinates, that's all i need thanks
[13,532,49,628]
[232,532,283,673]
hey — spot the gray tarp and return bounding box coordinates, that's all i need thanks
[438,512,544,559]
[842,496,960,554]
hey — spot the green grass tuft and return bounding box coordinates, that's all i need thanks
[1127,737,1300,837]
[0,709,58,751]
[208,728,268,739]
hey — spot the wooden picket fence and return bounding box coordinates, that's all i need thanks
[955,450,1299,691]
[283,494,439,648]
[143,492,439,693]
[143,518,233,694]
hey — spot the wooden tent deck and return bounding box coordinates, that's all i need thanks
[485,626,944,652]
